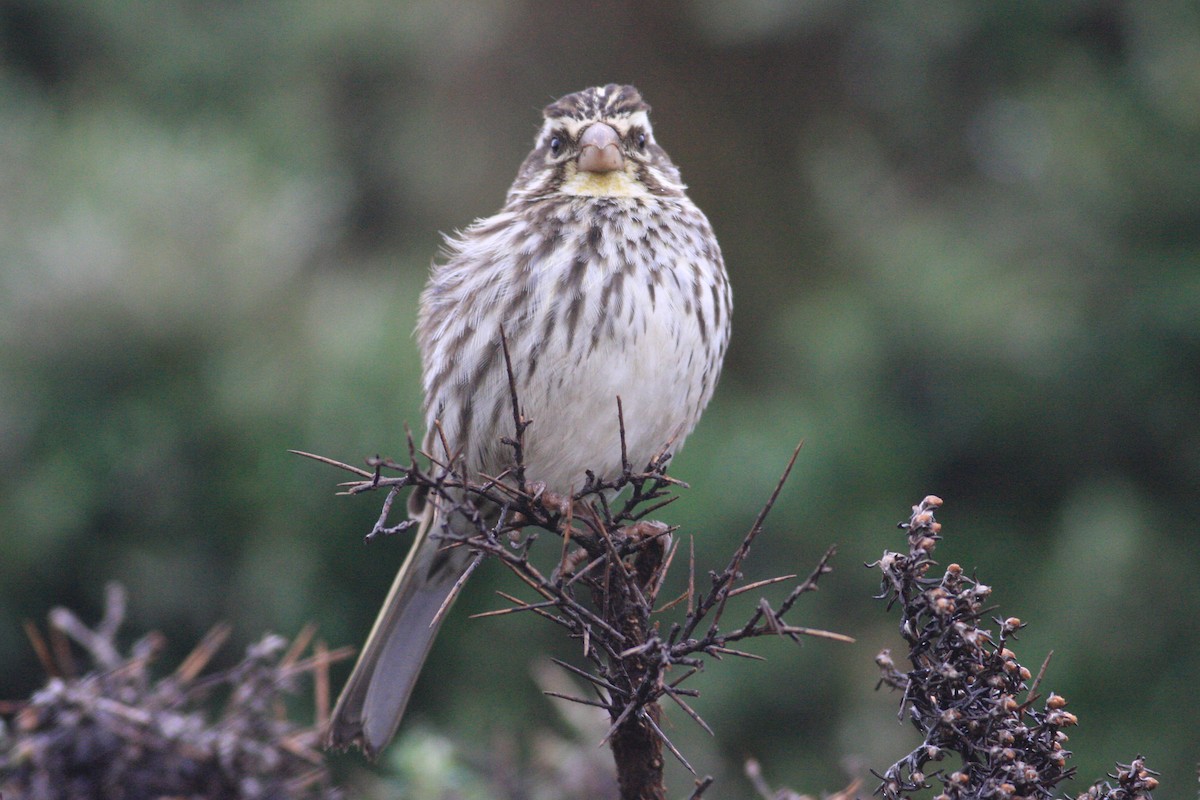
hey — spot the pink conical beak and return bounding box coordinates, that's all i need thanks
[577,123,624,173]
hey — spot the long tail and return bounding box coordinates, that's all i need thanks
[326,506,472,758]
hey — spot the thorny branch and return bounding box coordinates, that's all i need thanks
[295,336,849,800]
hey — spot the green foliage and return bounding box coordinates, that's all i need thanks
[1,1,1197,795]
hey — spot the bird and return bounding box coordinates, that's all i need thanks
[326,84,732,758]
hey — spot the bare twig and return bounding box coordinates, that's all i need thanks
[687,776,715,799]
[300,382,844,798]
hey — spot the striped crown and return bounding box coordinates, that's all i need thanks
[543,84,650,122]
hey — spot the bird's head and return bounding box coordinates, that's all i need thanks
[509,84,687,201]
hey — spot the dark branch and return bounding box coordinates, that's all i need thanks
[299,377,845,799]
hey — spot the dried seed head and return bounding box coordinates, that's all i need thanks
[1047,710,1078,726]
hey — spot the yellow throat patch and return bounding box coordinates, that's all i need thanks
[561,168,648,198]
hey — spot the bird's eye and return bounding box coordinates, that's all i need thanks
[636,132,647,150]
[549,136,562,156]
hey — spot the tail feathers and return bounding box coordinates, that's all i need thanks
[326,507,471,759]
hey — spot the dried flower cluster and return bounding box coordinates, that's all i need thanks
[0,583,350,800]
[297,336,849,800]
[1075,758,1159,800]
[871,495,1155,800]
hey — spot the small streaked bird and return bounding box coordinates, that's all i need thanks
[326,84,732,758]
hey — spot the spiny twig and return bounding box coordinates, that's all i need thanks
[298,355,846,799]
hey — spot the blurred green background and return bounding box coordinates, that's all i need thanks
[2,1,1198,796]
